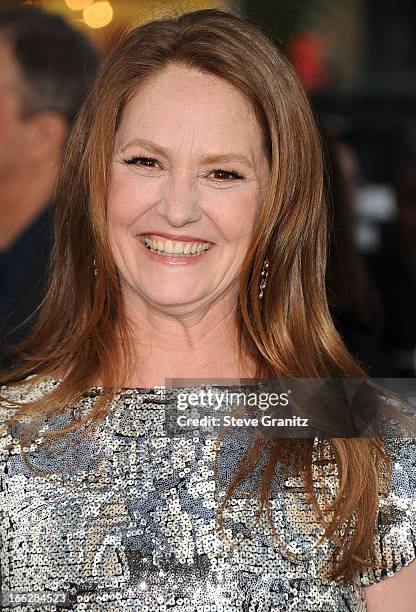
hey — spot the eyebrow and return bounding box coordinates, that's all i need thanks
[120,137,254,169]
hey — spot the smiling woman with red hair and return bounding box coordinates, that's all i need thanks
[0,7,415,611]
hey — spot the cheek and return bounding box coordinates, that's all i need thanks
[0,109,7,140]
[210,196,259,245]
[106,186,138,264]
[0,92,20,141]
[0,109,15,150]
[107,197,131,230]
[107,173,151,229]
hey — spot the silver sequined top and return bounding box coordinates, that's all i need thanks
[0,377,415,611]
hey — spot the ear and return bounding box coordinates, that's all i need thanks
[26,110,69,167]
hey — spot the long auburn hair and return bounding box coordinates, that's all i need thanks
[0,7,410,583]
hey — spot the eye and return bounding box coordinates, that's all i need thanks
[123,156,158,168]
[211,169,244,181]
[122,156,244,181]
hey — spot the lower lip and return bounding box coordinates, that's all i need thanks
[138,238,213,265]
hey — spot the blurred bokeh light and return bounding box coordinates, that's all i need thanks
[32,0,231,54]
[83,1,113,28]
[65,0,92,11]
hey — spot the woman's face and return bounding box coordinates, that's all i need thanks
[107,63,270,313]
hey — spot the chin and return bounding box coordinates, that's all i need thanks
[137,286,204,309]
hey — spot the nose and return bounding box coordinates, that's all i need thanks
[156,170,201,226]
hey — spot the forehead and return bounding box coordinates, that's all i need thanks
[115,64,263,154]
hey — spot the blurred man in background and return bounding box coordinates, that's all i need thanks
[0,6,101,365]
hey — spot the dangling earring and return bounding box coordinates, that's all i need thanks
[259,257,269,299]
[93,257,97,276]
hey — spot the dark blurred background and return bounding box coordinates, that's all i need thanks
[241,0,416,377]
[1,0,415,377]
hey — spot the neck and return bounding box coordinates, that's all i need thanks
[0,165,57,251]
[118,288,256,388]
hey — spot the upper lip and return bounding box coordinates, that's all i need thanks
[139,232,214,244]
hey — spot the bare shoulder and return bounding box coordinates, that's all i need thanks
[364,558,416,611]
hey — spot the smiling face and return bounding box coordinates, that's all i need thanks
[107,63,270,314]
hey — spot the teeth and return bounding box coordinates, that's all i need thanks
[143,236,210,256]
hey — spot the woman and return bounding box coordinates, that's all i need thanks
[0,8,415,611]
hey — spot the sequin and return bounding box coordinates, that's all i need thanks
[0,377,415,611]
